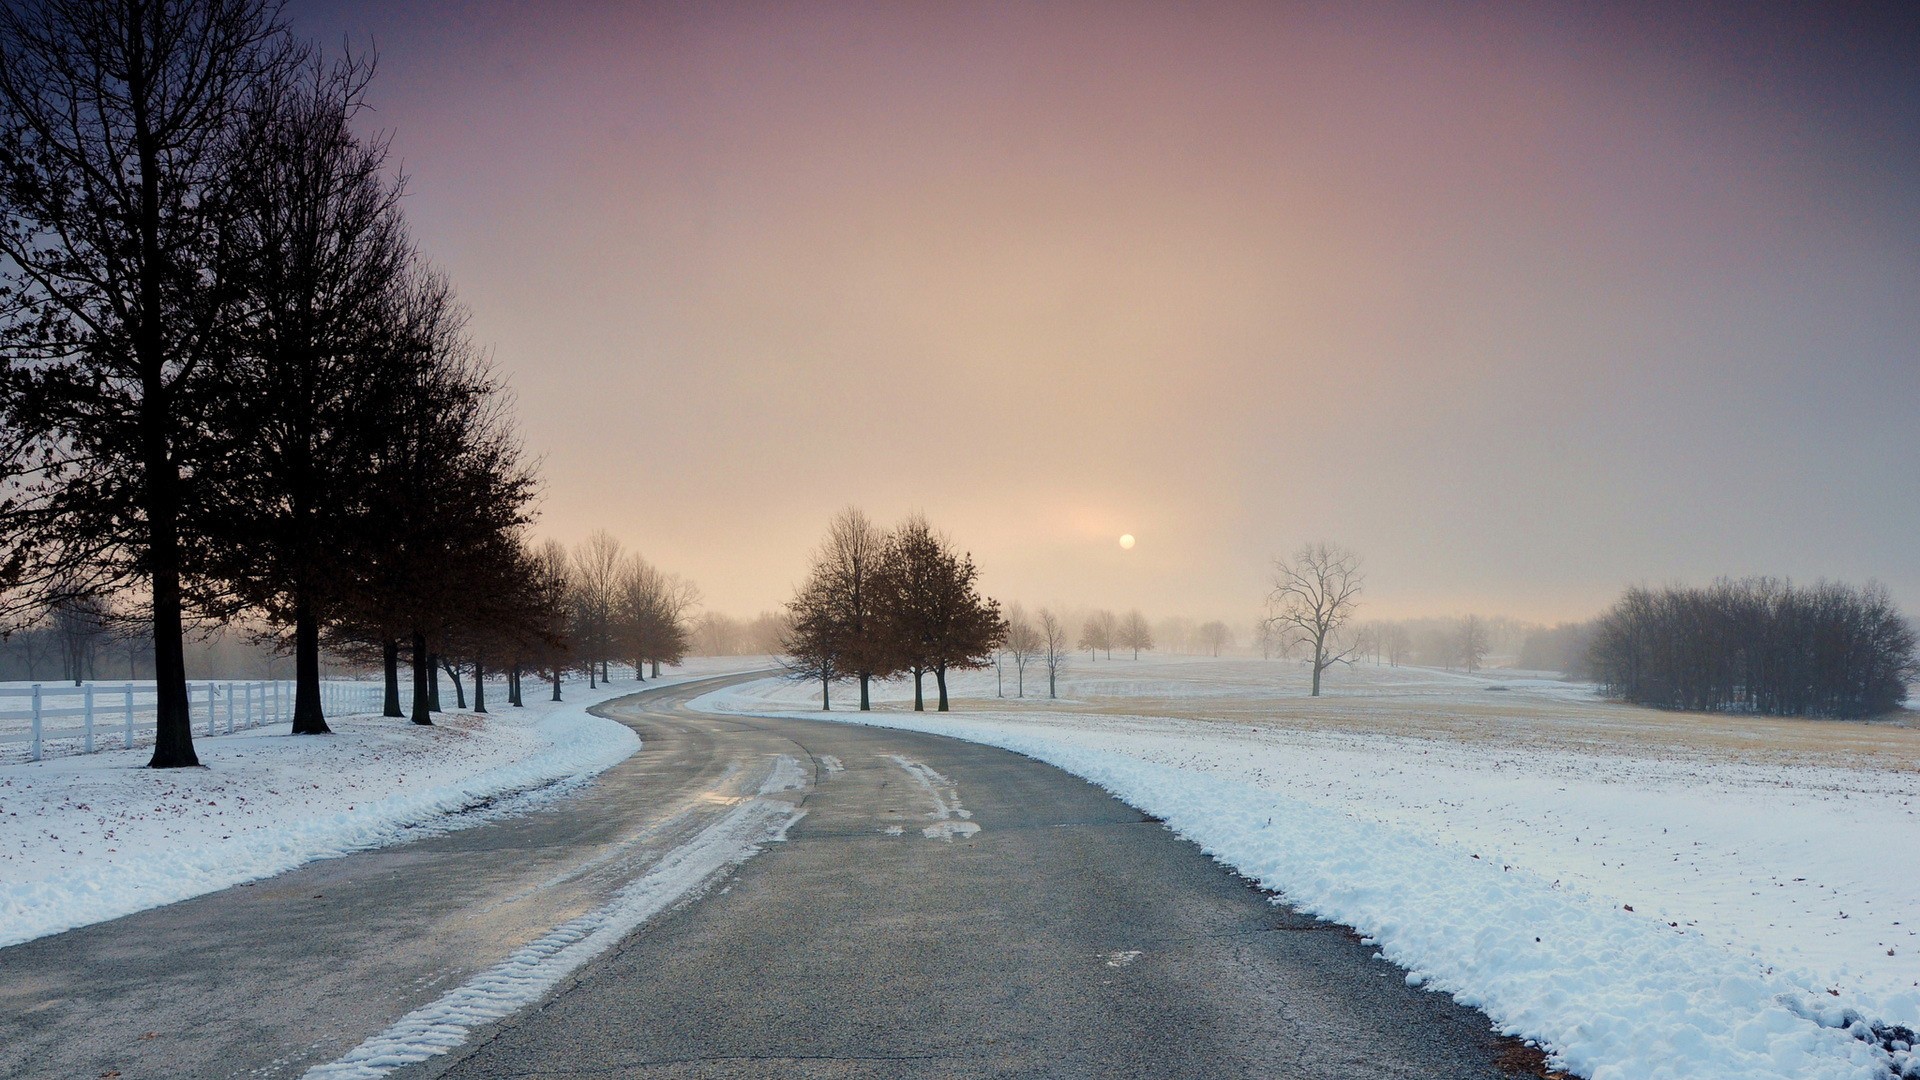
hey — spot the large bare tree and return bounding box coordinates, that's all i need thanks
[0,0,295,766]
[1267,541,1364,696]
[203,48,408,735]
[781,508,891,710]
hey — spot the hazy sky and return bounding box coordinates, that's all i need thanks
[296,1,1918,624]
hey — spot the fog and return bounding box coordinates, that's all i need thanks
[298,1,1919,627]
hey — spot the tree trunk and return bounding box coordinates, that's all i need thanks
[290,595,330,734]
[1049,668,1057,699]
[1310,641,1324,696]
[427,655,443,711]
[131,43,196,770]
[551,669,562,702]
[410,633,433,725]
[935,666,949,712]
[509,665,522,707]
[634,658,646,683]
[146,556,198,767]
[601,659,609,684]
[913,668,925,712]
[1017,666,1025,698]
[382,639,403,717]
[859,673,871,712]
[821,675,830,711]
[588,660,596,689]
[441,658,466,709]
[651,659,660,679]
[472,657,486,714]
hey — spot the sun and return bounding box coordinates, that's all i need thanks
[1118,534,1136,550]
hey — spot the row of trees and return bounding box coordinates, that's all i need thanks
[0,1,583,763]
[784,510,1005,711]
[1001,604,1071,698]
[1590,578,1916,717]
[557,531,697,688]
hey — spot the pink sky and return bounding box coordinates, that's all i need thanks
[298,1,1920,624]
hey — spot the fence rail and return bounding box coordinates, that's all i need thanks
[0,680,387,762]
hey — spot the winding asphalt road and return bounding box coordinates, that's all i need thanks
[0,674,1529,1079]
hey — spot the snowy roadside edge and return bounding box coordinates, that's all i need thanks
[690,681,1911,1080]
[1,681,659,949]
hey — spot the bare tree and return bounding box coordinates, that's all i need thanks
[1381,623,1411,666]
[52,592,111,685]
[616,554,698,680]
[1116,610,1153,660]
[1197,620,1231,657]
[570,531,623,687]
[788,508,891,710]
[202,47,409,736]
[1005,604,1039,698]
[0,0,297,766]
[1038,607,1069,699]
[1267,542,1364,696]
[1457,615,1490,674]
[1079,610,1115,661]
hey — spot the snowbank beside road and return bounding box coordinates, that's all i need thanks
[697,668,1920,1080]
[0,663,763,949]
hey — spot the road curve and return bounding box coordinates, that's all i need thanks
[1,675,1530,1080]
[419,689,1527,1080]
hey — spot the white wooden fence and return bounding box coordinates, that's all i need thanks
[0,680,386,762]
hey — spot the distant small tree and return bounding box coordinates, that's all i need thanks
[1038,607,1070,699]
[1267,542,1364,696]
[52,592,111,685]
[570,531,623,687]
[1382,623,1411,666]
[1457,615,1489,674]
[1197,620,1231,657]
[1005,605,1040,698]
[1117,610,1153,660]
[1079,611,1115,660]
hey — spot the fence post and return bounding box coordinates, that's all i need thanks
[226,682,235,734]
[206,684,216,737]
[30,683,43,762]
[84,683,96,754]
[124,685,135,750]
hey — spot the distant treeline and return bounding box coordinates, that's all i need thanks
[1590,579,1916,718]
[689,611,791,657]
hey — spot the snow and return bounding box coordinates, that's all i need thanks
[305,758,805,1080]
[0,659,770,949]
[695,657,1920,1080]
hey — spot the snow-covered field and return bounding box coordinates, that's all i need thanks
[0,658,767,949]
[696,657,1920,1080]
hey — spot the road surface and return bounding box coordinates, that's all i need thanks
[0,674,1531,1079]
